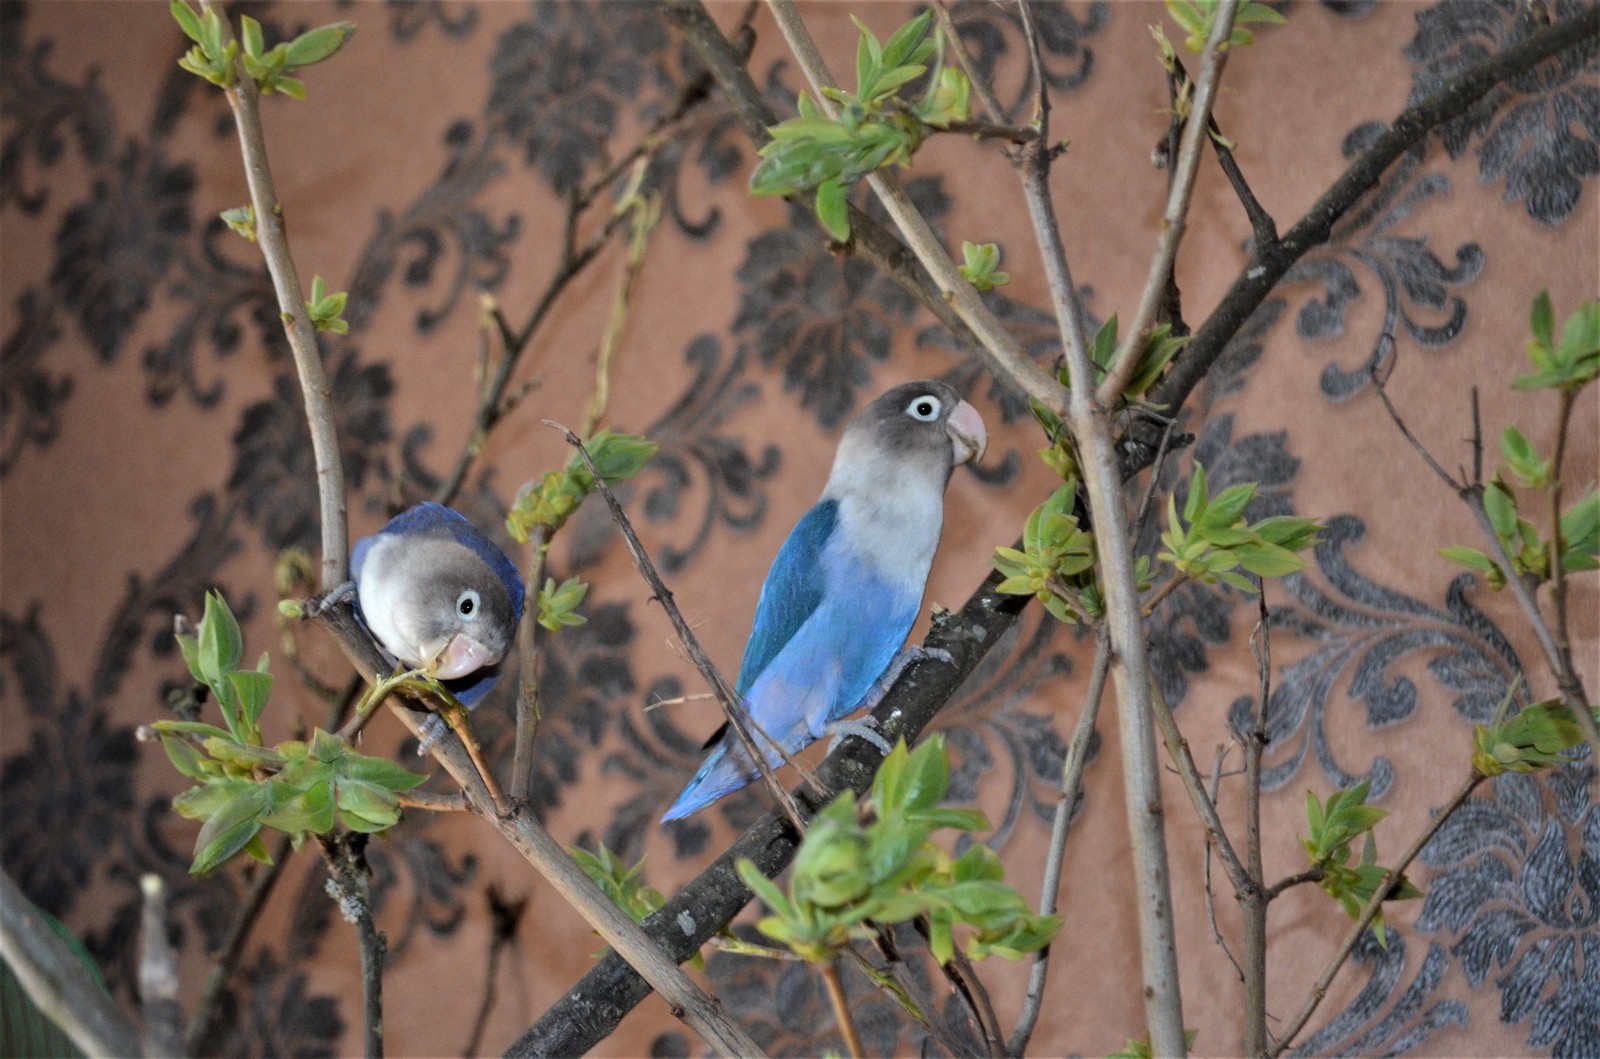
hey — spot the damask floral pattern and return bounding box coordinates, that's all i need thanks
[0,2,1595,1056]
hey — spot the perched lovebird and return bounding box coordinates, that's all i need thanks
[350,501,524,708]
[662,381,987,822]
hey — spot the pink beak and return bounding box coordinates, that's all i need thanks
[947,399,987,465]
[423,634,495,680]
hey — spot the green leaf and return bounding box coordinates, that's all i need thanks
[815,176,851,242]
[897,736,951,813]
[240,15,265,59]
[879,11,933,72]
[1561,490,1599,559]
[227,668,273,734]
[1232,541,1308,579]
[341,749,428,793]
[736,858,795,920]
[260,778,335,835]
[284,23,356,68]
[1529,289,1555,350]
[197,590,243,687]
[170,0,205,44]
[191,784,271,874]
[1483,482,1517,539]
[538,576,590,632]
[159,734,209,781]
[1438,546,1496,573]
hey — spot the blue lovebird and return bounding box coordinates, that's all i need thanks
[662,381,987,821]
[350,501,524,708]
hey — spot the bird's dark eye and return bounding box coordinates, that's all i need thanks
[905,395,942,422]
[456,589,480,619]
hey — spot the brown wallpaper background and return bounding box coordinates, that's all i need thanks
[2,1,1597,1056]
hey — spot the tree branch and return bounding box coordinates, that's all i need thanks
[507,574,1029,1056]
[0,866,143,1059]
[1098,0,1238,406]
[1129,3,1600,463]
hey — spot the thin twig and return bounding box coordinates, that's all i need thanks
[1263,867,1327,904]
[182,835,292,1055]
[511,525,550,804]
[548,420,808,831]
[139,875,183,1059]
[202,2,347,585]
[1149,676,1251,893]
[1010,0,1187,1047]
[1373,362,1598,754]
[317,833,385,1059]
[939,118,1040,144]
[819,959,866,1059]
[1240,587,1271,1055]
[764,0,1069,414]
[398,788,470,812]
[1201,745,1246,986]
[1268,772,1487,1057]
[1098,0,1239,405]
[1165,53,1277,247]
[932,0,1008,125]
[1008,628,1111,1057]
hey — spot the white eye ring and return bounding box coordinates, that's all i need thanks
[456,589,481,620]
[905,394,942,422]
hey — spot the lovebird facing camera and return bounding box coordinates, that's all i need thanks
[350,501,524,708]
[663,381,987,822]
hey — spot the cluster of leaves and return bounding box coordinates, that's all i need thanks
[958,242,1009,293]
[1301,780,1421,947]
[536,577,589,632]
[305,275,349,334]
[1164,0,1285,54]
[1109,1029,1200,1059]
[1159,462,1320,593]
[750,12,971,241]
[505,430,657,542]
[155,593,425,874]
[735,737,1060,967]
[1441,293,1599,588]
[172,0,354,97]
[992,481,1107,624]
[1472,697,1596,777]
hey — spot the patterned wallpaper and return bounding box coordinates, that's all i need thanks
[2,1,1596,1056]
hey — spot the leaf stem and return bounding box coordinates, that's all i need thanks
[820,959,866,1059]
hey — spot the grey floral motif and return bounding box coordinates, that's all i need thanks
[566,335,780,576]
[1418,764,1599,1058]
[0,607,138,919]
[1405,0,1600,227]
[942,0,1109,121]
[0,290,71,475]
[201,950,346,1059]
[1290,932,1468,1056]
[343,120,519,336]
[1280,123,1483,402]
[0,2,114,214]
[143,218,284,408]
[382,0,479,43]
[230,352,394,553]
[733,195,923,428]
[1239,516,1526,797]
[487,1,674,195]
[51,142,195,363]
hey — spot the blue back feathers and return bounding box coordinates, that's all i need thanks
[735,500,836,695]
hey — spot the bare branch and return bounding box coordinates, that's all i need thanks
[316,834,385,1059]
[1098,0,1239,406]
[548,421,810,831]
[205,5,348,584]
[1008,629,1110,1056]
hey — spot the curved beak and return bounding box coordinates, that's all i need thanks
[947,399,988,466]
[421,634,496,680]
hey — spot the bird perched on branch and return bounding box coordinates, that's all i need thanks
[663,381,987,821]
[350,501,524,708]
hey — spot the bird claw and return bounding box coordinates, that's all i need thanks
[827,716,892,755]
[416,714,448,755]
[313,580,357,616]
[859,645,956,714]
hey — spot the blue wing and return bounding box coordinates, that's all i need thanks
[734,500,836,696]
[663,537,922,822]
